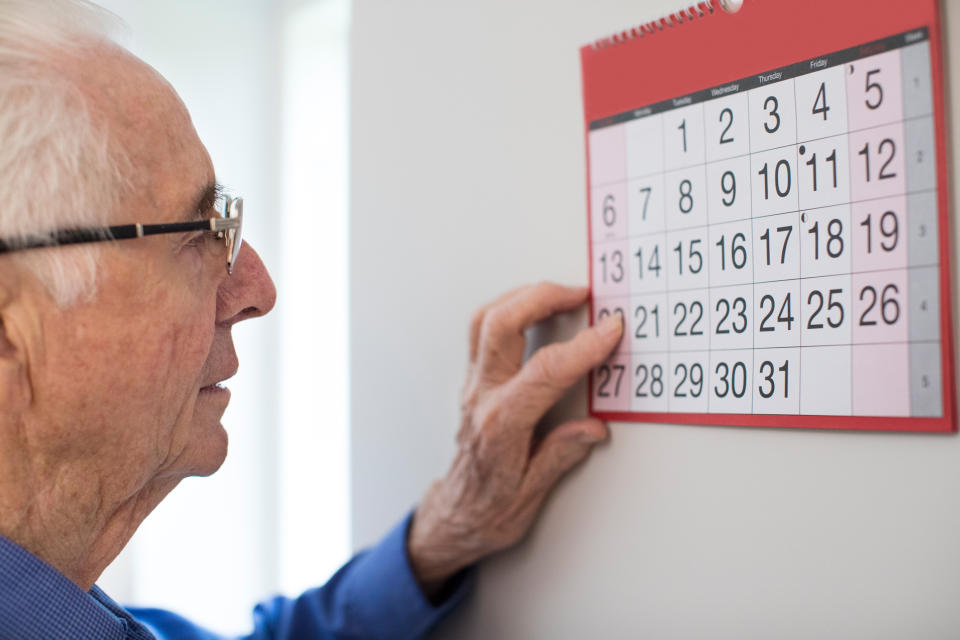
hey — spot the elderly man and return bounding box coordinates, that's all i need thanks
[0,1,622,638]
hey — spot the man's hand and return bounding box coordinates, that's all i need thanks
[407,282,623,597]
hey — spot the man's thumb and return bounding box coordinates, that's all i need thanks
[522,418,610,496]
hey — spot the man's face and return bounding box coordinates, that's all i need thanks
[4,45,276,494]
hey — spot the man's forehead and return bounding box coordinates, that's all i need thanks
[68,42,214,221]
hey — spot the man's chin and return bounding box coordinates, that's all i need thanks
[188,388,231,476]
[183,422,229,478]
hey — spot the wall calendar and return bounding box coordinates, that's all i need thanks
[582,0,955,431]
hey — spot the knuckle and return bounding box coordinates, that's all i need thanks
[532,280,553,295]
[474,400,504,435]
[531,280,559,302]
[481,307,510,340]
[460,378,481,414]
[528,344,564,383]
[507,283,532,301]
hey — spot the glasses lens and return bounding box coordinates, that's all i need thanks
[227,197,243,273]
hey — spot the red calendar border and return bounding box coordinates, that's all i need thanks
[581,0,956,432]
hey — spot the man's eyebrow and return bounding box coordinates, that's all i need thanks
[186,181,224,221]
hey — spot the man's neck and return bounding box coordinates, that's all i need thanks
[0,441,178,590]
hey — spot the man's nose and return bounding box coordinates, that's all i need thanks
[216,241,277,326]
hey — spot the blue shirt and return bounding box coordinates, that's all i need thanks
[0,513,471,640]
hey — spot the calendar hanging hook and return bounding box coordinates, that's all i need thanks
[719,0,744,13]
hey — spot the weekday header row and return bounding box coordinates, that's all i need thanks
[589,28,929,131]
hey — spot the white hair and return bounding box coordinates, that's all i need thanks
[0,0,130,306]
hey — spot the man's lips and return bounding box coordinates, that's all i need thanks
[200,368,238,393]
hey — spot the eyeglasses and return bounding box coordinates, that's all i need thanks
[0,195,244,275]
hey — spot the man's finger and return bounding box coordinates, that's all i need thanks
[468,285,533,364]
[476,282,589,373]
[522,418,609,497]
[504,312,623,426]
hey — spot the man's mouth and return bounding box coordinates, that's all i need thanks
[200,363,239,394]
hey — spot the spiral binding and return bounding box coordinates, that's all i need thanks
[590,0,720,50]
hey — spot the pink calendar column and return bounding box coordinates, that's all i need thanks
[845,47,911,418]
[590,123,630,412]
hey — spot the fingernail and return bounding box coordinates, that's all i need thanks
[598,312,623,337]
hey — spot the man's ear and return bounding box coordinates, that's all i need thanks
[0,321,30,412]
[0,286,31,413]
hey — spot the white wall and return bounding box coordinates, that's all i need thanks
[349,1,960,638]
[277,0,352,598]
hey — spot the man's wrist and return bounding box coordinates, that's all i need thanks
[406,498,477,603]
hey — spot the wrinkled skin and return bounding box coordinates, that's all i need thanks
[409,284,622,594]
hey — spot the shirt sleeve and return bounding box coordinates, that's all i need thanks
[127,512,473,640]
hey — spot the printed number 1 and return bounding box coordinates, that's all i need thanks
[803,147,837,192]
[678,119,687,152]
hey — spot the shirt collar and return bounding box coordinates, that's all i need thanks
[0,534,150,640]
